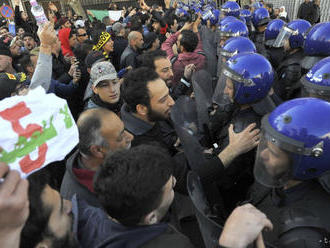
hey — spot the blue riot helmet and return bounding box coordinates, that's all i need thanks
[273,19,311,49]
[221,1,240,17]
[265,19,286,47]
[240,9,251,23]
[209,9,220,25]
[254,98,330,188]
[301,57,330,101]
[220,37,256,61]
[220,20,249,38]
[238,16,246,24]
[222,52,274,104]
[302,22,330,72]
[219,16,239,27]
[252,7,270,28]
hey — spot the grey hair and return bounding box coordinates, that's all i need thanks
[78,109,110,157]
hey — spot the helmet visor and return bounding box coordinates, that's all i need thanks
[254,128,294,188]
[273,26,297,48]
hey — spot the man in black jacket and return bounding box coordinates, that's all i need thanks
[297,0,315,24]
[120,31,144,69]
[112,22,128,71]
[121,67,261,195]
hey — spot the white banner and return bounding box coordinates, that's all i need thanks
[0,87,79,178]
[109,10,122,21]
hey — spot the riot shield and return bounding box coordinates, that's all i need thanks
[251,95,277,116]
[200,26,218,78]
[170,96,207,171]
[192,70,215,146]
[187,171,223,248]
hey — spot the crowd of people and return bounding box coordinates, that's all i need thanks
[0,0,330,247]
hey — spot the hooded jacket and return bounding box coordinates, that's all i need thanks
[58,28,74,57]
[161,31,206,86]
[71,195,194,248]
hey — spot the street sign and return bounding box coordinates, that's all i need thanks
[0,5,14,19]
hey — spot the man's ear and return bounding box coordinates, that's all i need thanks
[143,211,158,225]
[136,104,148,116]
[89,145,106,159]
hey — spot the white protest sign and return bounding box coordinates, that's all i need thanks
[0,87,79,178]
[108,10,122,21]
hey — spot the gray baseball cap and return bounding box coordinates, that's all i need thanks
[90,61,118,87]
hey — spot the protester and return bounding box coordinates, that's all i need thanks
[161,17,205,86]
[120,31,144,69]
[60,108,133,207]
[2,1,330,248]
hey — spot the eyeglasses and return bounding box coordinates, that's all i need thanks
[77,33,88,37]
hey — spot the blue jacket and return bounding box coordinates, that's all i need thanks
[71,195,193,248]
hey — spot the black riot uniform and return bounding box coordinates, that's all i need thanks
[249,180,330,247]
[274,49,305,100]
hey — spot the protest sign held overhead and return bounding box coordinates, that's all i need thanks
[0,87,79,178]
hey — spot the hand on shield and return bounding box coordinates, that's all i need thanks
[219,204,273,248]
[228,123,260,155]
[219,123,260,167]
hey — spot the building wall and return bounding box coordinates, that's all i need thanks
[269,0,329,22]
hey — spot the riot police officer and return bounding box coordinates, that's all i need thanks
[273,19,311,100]
[301,57,330,101]
[264,19,286,69]
[212,52,275,211]
[301,22,330,75]
[251,97,330,247]
[250,7,270,57]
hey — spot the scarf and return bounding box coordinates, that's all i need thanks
[91,93,123,115]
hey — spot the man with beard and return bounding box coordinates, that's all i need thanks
[93,145,194,248]
[60,108,133,207]
[120,31,144,69]
[22,33,37,52]
[20,170,79,248]
[121,67,261,195]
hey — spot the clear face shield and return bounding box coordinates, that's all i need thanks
[254,129,294,188]
[212,66,255,106]
[273,26,298,48]
[253,115,325,188]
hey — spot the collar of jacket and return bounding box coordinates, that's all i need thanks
[121,103,153,135]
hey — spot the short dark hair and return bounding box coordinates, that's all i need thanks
[20,169,51,248]
[180,30,198,52]
[122,67,159,113]
[165,13,178,27]
[19,54,33,73]
[94,144,173,226]
[139,49,167,70]
[77,108,111,156]
[73,39,94,62]
[21,168,79,248]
